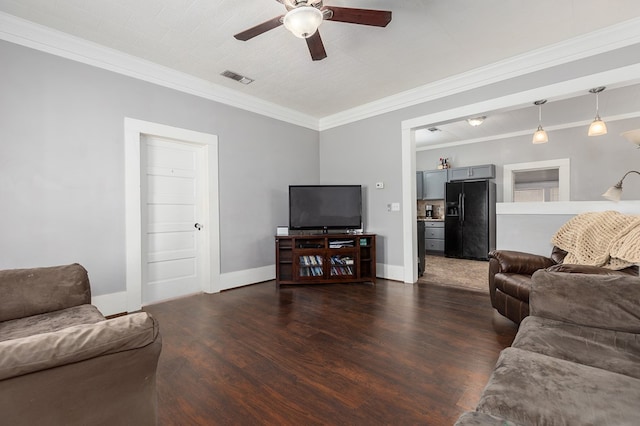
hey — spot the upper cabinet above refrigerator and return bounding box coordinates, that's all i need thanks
[418,163,495,200]
[448,164,495,181]
[422,169,447,200]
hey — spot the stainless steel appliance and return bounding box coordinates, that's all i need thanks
[425,205,433,217]
[444,180,496,260]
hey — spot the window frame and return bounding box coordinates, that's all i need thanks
[503,158,570,202]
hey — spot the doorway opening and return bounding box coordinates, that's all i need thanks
[400,67,640,284]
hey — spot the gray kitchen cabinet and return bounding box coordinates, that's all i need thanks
[416,171,424,199]
[448,164,495,181]
[424,221,445,252]
[422,169,447,200]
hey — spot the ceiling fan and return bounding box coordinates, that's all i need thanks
[234,0,392,61]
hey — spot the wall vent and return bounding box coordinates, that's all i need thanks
[427,127,441,132]
[221,70,254,85]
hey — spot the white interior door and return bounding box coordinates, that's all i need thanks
[142,136,207,304]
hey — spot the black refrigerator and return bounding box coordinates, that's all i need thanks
[444,180,496,260]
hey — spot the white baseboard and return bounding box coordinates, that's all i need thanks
[92,291,127,316]
[218,265,275,291]
[376,263,405,282]
[95,263,403,315]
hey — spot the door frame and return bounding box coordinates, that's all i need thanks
[400,64,640,284]
[124,118,220,312]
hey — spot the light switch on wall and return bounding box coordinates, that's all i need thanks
[391,202,400,211]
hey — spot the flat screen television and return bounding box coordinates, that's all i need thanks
[289,185,362,232]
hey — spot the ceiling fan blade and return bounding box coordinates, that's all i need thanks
[306,31,327,61]
[324,7,392,27]
[234,15,284,41]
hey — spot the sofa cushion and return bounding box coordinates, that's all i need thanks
[513,316,640,380]
[477,347,640,425]
[530,270,640,332]
[546,263,637,275]
[493,273,531,301]
[0,312,159,380]
[0,304,105,342]
[0,264,91,322]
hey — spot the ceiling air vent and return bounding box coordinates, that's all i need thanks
[221,70,254,85]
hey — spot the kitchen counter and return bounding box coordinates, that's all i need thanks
[418,217,444,222]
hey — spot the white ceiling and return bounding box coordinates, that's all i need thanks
[2,0,640,121]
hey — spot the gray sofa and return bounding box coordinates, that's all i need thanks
[0,263,162,425]
[456,270,640,425]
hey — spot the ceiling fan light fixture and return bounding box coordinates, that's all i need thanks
[283,6,323,38]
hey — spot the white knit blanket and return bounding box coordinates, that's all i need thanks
[551,211,640,270]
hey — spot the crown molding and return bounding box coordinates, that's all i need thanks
[0,12,319,131]
[319,16,640,131]
[2,11,640,133]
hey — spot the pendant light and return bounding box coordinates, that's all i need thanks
[532,100,548,144]
[588,86,607,136]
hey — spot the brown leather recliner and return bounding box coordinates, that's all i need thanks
[488,247,639,324]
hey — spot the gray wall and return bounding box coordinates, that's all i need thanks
[417,117,640,202]
[319,43,640,269]
[496,215,574,255]
[319,114,403,265]
[0,40,319,296]
[3,37,640,292]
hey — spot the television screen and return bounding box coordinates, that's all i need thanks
[289,185,362,231]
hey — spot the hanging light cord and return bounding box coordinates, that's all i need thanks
[538,104,542,123]
[534,99,546,126]
[589,86,606,119]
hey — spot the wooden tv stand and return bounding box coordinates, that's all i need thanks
[275,233,376,286]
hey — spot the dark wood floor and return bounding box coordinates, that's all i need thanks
[144,279,517,425]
